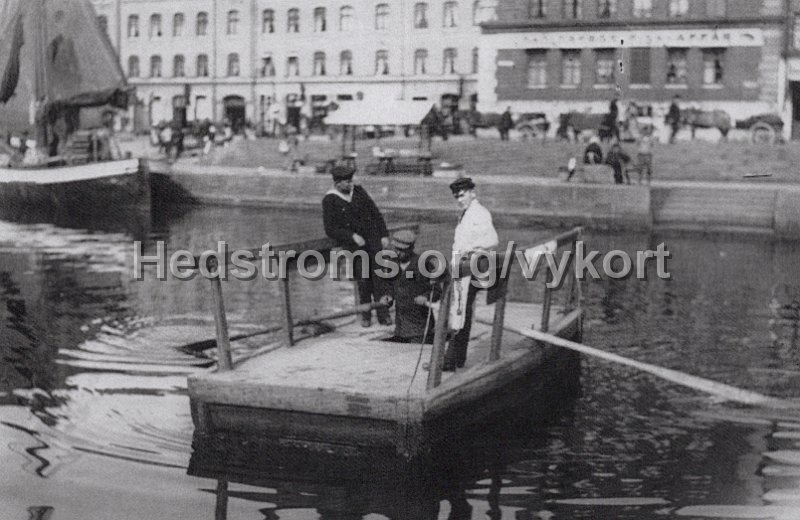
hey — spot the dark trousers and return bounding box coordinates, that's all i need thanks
[354,253,391,320]
[669,124,680,144]
[444,282,478,368]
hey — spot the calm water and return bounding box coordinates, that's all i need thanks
[1,204,800,520]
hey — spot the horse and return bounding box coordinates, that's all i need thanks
[556,112,612,142]
[676,108,732,141]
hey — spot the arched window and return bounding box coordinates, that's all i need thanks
[261,56,275,76]
[313,51,326,75]
[443,48,457,73]
[196,12,208,35]
[173,55,185,77]
[414,49,428,74]
[196,54,209,77]
[472,47,479,73]
[262,9,274,33]
[375,50,389,75]
[97,15,108,36]
[227,53,240,76]
[414,3,428,28]
[339,6,354,31]
[287,8,300,32]
[443,2,457,27]
[149,14,162,38]
[668,0,688,17]
[150,55,162,77]
[339,50,353,75]
[473,0,497,24]
[227,10,239,35]
[375,4,389,30]
[597,0,615,18]
[127,14,139,38]
[128,55,140,77]
[529,0,546,18]
[286,56,299,76]
[173,13,184,36]
[632,0,651,17]
[314,7,326,32]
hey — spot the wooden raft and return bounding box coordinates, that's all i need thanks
[187,227,584,455]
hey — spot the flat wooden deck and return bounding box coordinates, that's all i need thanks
[188,301,574,424]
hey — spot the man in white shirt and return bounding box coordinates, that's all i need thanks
[444,177,499,371]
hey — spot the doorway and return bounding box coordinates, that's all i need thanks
[223,95,246,132]
[172,95,187,128]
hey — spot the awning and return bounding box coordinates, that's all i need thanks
[324,99,435,126]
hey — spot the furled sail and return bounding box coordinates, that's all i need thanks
[0,0,128,134]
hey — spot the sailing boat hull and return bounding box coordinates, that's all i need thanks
[0,158,150,212]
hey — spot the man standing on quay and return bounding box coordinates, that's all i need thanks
[666,94,682,144]
[443,177,499,371]
[322,166,392,327]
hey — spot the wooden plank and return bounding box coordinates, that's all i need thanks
[279,276,294,346]
[209,274,233,371]
[426,280,452,390]
[188,377,425,422]
[207,404,399,447]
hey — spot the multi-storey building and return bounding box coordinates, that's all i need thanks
[91,0,491,129]
[476,0,789,136]
[788,0,800,138]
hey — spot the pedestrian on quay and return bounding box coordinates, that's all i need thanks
[666,94,681,144]
[608,96,620,142]
[636,126,655,185]
[383,229,444,344]
[159,123,172,159]
[322,165,393,328]
[605,142,632,185]
[443,177,499,371]
[170,122,184,160]
[583,136,603,165]
[498,106,513,141]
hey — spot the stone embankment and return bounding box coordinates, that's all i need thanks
[156,164,800,238]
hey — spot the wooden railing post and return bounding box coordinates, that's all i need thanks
[426,280,452,390]
[489,288,507,362]
[207,257,233,371]
[540,269,553,333]
[489,244,515,362]
[215,479,229,520]
[280,275,294,346]
[563,242,577,313]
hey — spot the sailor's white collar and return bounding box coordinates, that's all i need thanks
[326,186,353,203]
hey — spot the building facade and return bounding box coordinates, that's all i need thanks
[787,0,800,138]
[477,0,788,136]
[91,0,492,129]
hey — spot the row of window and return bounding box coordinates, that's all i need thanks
[525,47,726,88]
[122,1,492,39]
[530,0,726,20]
[128,48,480,78]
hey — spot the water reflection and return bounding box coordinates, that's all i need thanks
[190,381,579,520]
[0,205,800,519]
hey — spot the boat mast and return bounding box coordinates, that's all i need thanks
[32,0,49,157]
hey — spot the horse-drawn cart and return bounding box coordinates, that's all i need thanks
[735,113,784,144]
[461,111,549,138]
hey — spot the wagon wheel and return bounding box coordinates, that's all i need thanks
[751,122,776,145]
[518,125,535,140]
